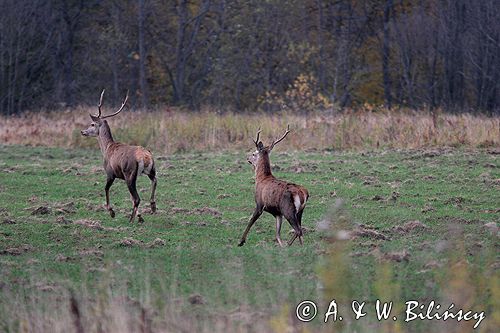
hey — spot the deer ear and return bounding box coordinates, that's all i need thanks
[257,142,265,151]
[90,114,99,122]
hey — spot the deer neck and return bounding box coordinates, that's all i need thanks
[97,121,115,158]
[255,153,273,181]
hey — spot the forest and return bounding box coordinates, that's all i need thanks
[0,0,498,115]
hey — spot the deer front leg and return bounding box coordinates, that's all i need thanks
[238,207,263,246]
[105,176,116,218]
[275,216,284,247]
[148,173,157,213]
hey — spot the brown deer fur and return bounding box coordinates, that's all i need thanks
[238,126,309,246]
[81,90,157,223]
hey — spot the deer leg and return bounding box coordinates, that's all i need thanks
[287,214,303,246]
[238,207,263,246]
[105,176,116,218]
[127,176,141,223]
[297,210,304,245]
[275,216,284,247]
[148,172,157,213]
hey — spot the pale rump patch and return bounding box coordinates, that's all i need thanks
[135,149,153,175]
[294,195,301,212]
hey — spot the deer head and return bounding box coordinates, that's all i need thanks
[247,125,290,169]
[81,89,129,137]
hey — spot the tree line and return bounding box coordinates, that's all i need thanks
[0,0,498,114]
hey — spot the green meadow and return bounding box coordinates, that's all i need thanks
[0,145,498,332]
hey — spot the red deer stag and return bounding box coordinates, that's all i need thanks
[81,89,157,223]
[238,125,309,247]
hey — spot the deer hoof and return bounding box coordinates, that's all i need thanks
[150,202,157,213]
[109,209,115,218]
[238,240,245,247]
[138,215,145,223]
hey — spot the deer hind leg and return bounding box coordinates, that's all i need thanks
[238,207,263,246]
[147,169,157,213]
[275,216,284,247]
[297,209,304,245]
[286,214,303,246]
[127,175,142,223]
[105,176,116,218]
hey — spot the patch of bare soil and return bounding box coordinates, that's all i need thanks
[2,166,20,173]
[55,254,75,262]
[486,148,500,155]
[118,238,141,247]
[31,206,51,215]
[371,195,385,201]
[421,204,435,213]
[78,248,104,258]
[484,222,498,237]
[1,244,33,256]
[352,224,390,241]
[362,176,380,186]
[424,260,443,269]
[482,208,500,213]
[147,238,166,248]
[55,216,72,224]
[188,294,205,305]
[74,219,103,230]
[54,202,77,214]
[34,282,60,292]
[393,220,429,234]
[2,218,16,225]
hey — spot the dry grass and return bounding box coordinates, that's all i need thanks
[0,107,498,153]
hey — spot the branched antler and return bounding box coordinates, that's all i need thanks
[101,91,129,119]
[92,90,129,119]
[252,127,262,147]
[269,124,290,150]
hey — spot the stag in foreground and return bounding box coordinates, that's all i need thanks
[81,90,157,223]
[238,125,309,247]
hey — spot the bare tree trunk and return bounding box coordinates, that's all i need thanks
[382,0,393,109]
[138,0,148,109]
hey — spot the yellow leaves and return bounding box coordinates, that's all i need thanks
[260,73,333,112]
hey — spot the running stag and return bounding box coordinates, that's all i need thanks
[238,125,309,246]
[81,90,157,223]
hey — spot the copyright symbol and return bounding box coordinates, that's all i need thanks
[295,300,317,322]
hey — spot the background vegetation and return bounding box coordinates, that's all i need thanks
[0,108,498,153]
[0,0,498,114]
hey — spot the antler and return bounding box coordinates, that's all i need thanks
[252,127,262,147]
[90,89,106,118]
[269,124,290,150]
[101,91,129,119]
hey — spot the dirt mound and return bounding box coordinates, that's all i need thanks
[1,244,33,256]
[118,238,141,247]
[74,219,103,230]
[147,238,166,248]
[31,206,51,215]
[393,220,429,234]
[352,225,390,240]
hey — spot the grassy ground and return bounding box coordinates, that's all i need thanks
[0,144,498,332]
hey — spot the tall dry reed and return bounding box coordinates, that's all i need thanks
[0,108,498,153]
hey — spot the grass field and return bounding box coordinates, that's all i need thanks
[0,144,498,332]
